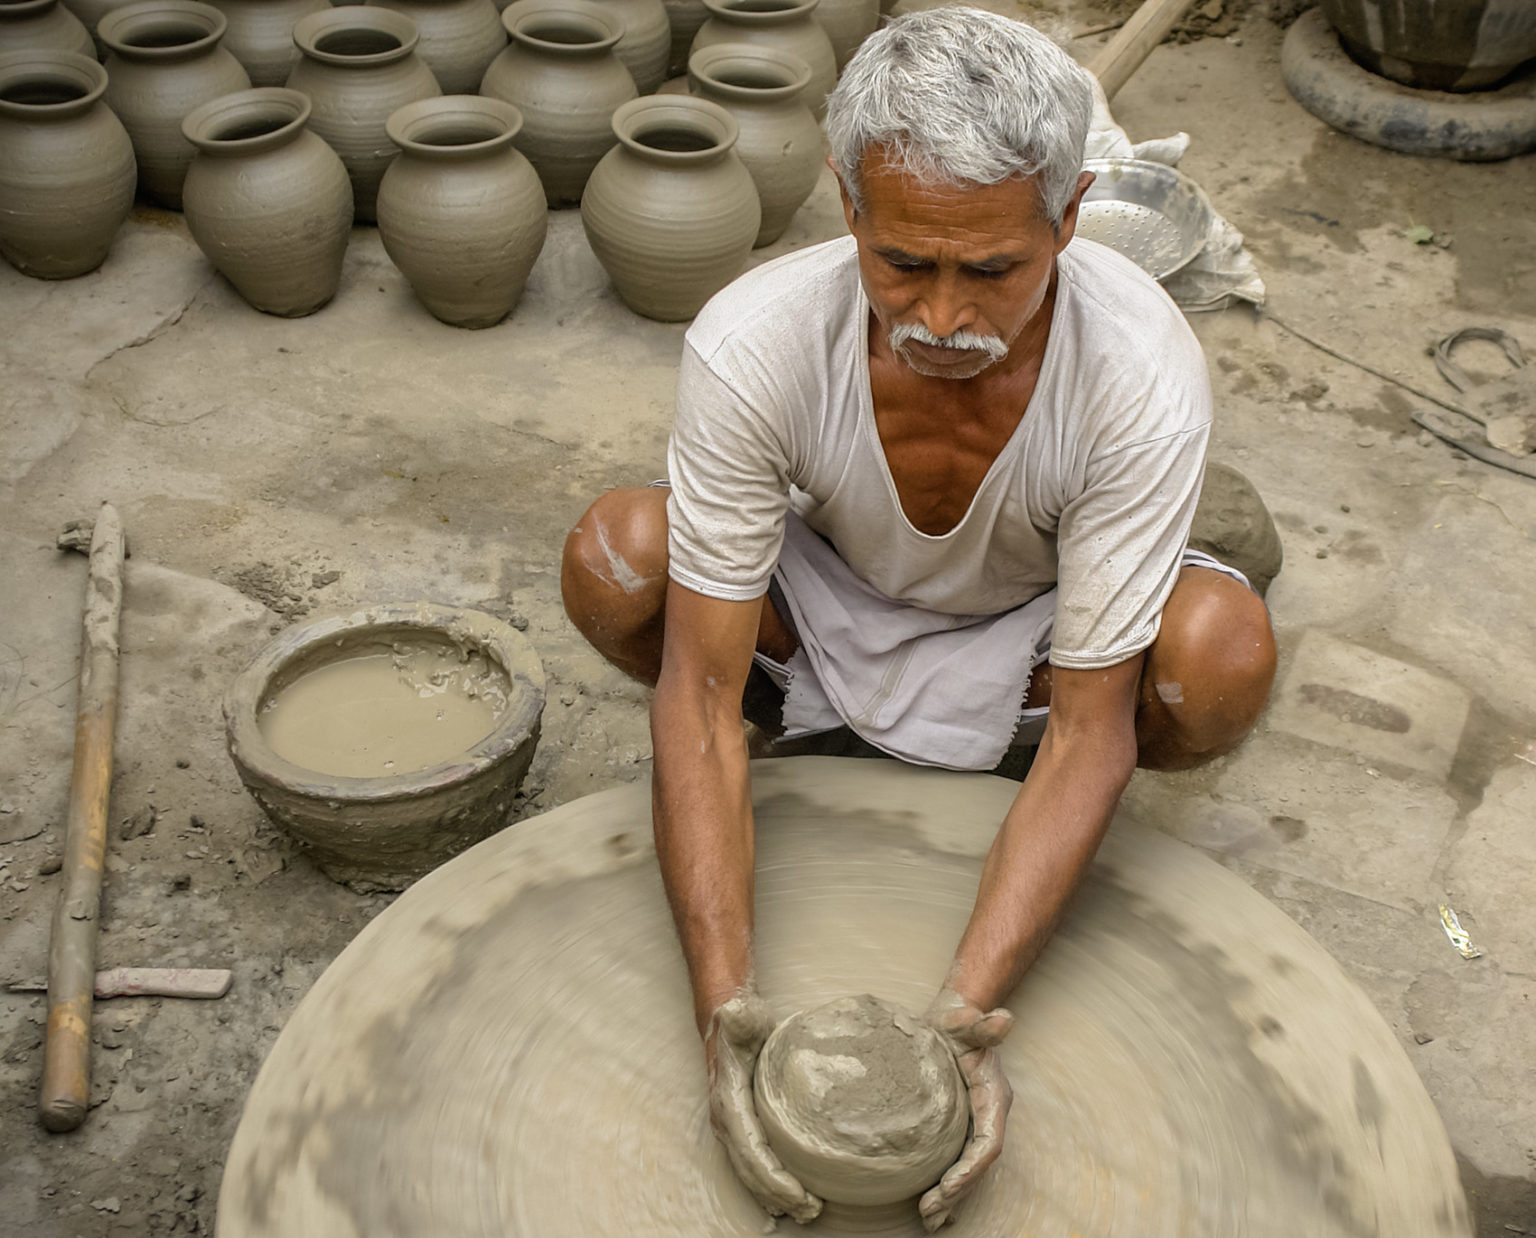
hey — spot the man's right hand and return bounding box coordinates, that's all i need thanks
[706,991,824,1225]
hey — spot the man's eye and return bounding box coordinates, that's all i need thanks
[967,266,1011,280]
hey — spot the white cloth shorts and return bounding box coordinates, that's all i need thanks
[753,509,1251,771]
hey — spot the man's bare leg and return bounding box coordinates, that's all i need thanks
[561,487,797,685]
[1024,566,1277,771]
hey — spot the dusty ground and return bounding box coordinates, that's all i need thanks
[2,4,1534,1235]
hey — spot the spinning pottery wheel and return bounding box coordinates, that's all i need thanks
[218,758,1470,1237]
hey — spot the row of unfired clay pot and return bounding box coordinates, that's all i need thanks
[0,0,878,324]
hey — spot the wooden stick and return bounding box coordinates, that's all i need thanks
[38,504,125,1133]
[10,968,233,1000]
[1088,0,1201,101]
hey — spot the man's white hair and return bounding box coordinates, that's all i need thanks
[825,7,1095,225]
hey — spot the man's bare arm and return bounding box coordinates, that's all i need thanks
[946,653,1144,1010]
[650,581,762,1032]
[917,654,1143,1230]
[650,581,822,1222]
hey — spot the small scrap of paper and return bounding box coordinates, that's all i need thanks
[1438,905,1483,959]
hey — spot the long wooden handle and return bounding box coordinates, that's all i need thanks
[1088,0,1201,100]
[39,504,125,1133]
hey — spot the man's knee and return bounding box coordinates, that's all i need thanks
[1142,567,1277,763]
[560,487,670,633]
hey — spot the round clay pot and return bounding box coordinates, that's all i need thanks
[501,0,669,94]
[58,0,136,56]
[688,42,817,246]
[0,50,136,278]
[366,0,504,94]
[98,0,249,208]
[286,6,439,222]
[581,93,759,320]
[480,6,635,206]
[808,0,870,69]
[1321,0,1536,92]
[691,0,834,120]
[662,0,705,76]
[0,0,95,60]
[224,602,547,892]
[181,86,353,314]
[204,0,329,84]
[377,95,547,327]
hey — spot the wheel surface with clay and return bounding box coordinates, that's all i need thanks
[217,757,1471,1237]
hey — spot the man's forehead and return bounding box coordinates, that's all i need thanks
[851,157,1052,250]
[856,151,1045,212]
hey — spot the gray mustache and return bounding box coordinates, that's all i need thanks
[888,322,1009,361]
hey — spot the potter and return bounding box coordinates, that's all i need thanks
[562,8,1278,1230]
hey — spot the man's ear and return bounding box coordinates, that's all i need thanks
[1053,170,1095,254]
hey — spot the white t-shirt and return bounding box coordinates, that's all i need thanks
[665,234,1211,670]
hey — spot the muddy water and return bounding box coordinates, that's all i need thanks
[259,644,510,777]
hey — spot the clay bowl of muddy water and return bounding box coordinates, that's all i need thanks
[225,603,545,892]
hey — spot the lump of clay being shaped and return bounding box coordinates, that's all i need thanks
[754,994,968,1207]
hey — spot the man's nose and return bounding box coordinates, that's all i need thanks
[918,274,976,340]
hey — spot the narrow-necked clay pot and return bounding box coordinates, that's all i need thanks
[809,0,871,69]
[581,94,758,320]
[501,0,668,94]
[99,0,250,207]
[58,0,137,56]
[181,86,352,314]
[688,42,817,246]
[286,5,439,222]
[662,0,705,76]
[480,6,635,207]
[0,50,136,278]
[366,0,504,94]
[377,95,547,327]
[204,0,329,84]
[691,0,834,119]
[0,0,95,60]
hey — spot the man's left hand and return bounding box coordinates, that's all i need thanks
[918,989,1014,1232]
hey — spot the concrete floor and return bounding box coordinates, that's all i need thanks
[2,6,1534,1235]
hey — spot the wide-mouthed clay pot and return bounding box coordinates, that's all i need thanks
[1320,0,1536,91]
[366,0,505,94]
[691,0,834,119]
[180,86,353,314]
[99,0,250,208]
[286,5,440,222]
[224,602,546,892]
[0,0,95,60]
[377,94,548,327]
[204,0,329,84]
[688,41,818,246]
[501,0,669,94]
[0,50,136,278]
[480,5,635,206]
[581,93,759,320]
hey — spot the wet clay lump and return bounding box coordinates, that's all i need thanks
[756,993,967,1207]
